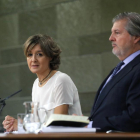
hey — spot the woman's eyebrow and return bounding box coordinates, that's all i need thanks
[27,50,43,53]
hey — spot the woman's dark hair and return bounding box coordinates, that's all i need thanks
[24,34,61,70]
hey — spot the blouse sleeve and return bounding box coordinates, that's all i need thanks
[53,73,76,107]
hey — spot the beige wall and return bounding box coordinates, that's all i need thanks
[0,0,140,123]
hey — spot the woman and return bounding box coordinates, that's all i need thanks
[2,34,82,132]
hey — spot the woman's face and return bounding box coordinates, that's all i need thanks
[27,44,51,75]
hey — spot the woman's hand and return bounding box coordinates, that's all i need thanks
[2,115,18,132]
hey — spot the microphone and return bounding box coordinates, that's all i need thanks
[0,89,22,103]
[0,89,22,114]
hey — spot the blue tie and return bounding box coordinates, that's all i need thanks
[100,61,125,92]
[110,61,125,79]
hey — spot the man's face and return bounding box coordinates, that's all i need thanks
[109,19,136,61]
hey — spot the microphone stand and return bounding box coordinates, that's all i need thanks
[0,89,22,115]
[0,100,6,115]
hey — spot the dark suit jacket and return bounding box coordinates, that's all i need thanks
[89,54,140,132]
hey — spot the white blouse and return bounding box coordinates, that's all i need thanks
[32,71,82,123]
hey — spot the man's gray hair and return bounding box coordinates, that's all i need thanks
[112,12,140,37]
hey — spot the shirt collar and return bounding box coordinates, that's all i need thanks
[123,50,140,66]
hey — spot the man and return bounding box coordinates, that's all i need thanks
[89,12,140,132]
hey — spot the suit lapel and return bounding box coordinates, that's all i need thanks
[90,70,113,116]
[93,69,113,104]
[92,54,140,115]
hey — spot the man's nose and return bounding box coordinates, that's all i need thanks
[109,33,115,41]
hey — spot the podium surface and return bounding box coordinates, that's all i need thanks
[1,132,140,140]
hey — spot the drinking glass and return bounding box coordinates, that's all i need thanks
[23,101,41,133]
[17,113,26,133]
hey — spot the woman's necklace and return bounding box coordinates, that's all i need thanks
[39,70,52,85]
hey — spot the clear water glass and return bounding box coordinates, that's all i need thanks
[23,101,41,133]
[17,113,26,133]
